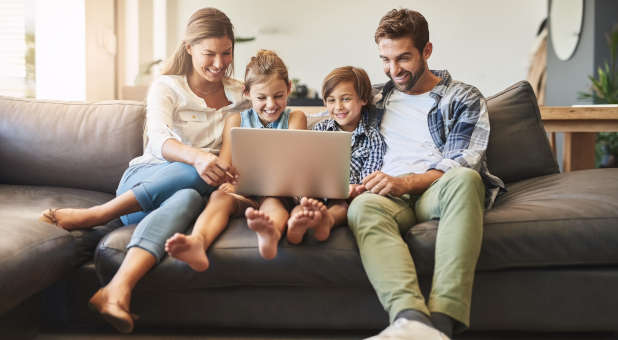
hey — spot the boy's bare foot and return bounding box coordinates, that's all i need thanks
[245,207,281,260]
[287,198,322,244]
[303,198,335,242]
[165,233,210,272]
[39,208,103,230]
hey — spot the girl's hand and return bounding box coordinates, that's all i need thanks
[349,184,366,199]
[193,152,236,186]
[219,182,237,193]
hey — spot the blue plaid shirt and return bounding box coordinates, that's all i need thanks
[373,70,505,208]
[313,108,386,185]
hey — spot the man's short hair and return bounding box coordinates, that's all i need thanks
[374,9,429,52]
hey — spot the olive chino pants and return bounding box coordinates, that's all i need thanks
[347,167,485,328]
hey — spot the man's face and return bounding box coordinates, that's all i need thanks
[378,37,429,94]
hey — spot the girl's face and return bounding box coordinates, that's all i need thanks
[325,81,366,132]
[247,76,291,126]
[186,37,233,83]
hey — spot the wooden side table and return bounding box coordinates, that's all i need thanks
[540,106,618,171]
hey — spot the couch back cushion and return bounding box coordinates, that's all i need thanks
[0,96,145,194]
[485,81,559,183]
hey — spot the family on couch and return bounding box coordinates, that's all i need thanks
[38,6,505,340]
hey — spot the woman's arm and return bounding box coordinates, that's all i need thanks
[162,139,232,186]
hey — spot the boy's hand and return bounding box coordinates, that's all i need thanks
[348,184,366,199]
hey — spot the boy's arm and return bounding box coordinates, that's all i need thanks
[288,110,308,130]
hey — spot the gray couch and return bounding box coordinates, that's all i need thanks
[1,81,617,336]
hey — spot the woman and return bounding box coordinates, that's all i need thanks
[40,8,248,333]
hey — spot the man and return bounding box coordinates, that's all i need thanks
[348,9,505,339]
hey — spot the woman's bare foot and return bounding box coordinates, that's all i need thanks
[287,198,322,244]
[39,207,104,230]
[304,198,335,241]
[245,207,281,260]
[165,233,210,272]
[88,285,134,334]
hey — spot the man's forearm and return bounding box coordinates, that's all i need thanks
[400,169,444,194]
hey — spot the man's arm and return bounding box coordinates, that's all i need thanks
[362,169,443,196]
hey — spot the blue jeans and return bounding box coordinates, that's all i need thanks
[116,162,216,262]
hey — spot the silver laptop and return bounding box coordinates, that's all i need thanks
[231,127,351,199]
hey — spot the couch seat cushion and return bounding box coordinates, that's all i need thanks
[96,218,371,290]
[406,168,618,273]
[0,184,117,314]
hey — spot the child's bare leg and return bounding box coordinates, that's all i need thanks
[246,197,288,260]
[40,190,142,230]
[287,197,322,244]
[313,199,347,241]
[165,190,237,271]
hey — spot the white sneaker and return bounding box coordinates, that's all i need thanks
[364,318,451,340]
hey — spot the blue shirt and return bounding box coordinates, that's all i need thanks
[373,70,505,208]
[313,108,386,185]
[240,108,290,129]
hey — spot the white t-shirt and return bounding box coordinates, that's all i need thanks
[380,90,442,176]
[129,75,248,166]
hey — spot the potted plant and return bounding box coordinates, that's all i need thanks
[579,25,618,167]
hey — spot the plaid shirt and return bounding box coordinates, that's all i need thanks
[313,108,386,185]
[373,70,505,208]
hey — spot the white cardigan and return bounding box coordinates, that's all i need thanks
[129,75,249,166]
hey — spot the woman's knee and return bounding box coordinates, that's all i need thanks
[165,188,204,214]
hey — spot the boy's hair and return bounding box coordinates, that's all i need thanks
[322,66,372,108]
[374,9,429,53]
[244,50,289,94]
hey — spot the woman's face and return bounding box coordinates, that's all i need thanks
[186,37,233,83]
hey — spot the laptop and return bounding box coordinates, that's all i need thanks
[231,127,351,199]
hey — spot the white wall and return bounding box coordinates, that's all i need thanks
[171,0,547,97]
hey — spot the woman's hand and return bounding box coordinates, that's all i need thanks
[192,152,238,186]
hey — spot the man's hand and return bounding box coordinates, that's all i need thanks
[192,152,237,186]
[362,171,410,197]
[348,184,367,199]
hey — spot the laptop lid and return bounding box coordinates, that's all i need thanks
[231,127,351,199]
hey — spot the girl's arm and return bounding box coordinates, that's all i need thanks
[218,113,242,179]
[288,110,308,130]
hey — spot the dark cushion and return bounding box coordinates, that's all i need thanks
[406,168,618,274]
[95,218,371,290]
[485,81,559,183]
[0,184,117,315]
[0,96,145,194]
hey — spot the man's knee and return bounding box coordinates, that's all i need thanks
[348,193,391,229]
[441,167,484,193]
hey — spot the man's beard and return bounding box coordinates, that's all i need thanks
[387,62,425,93]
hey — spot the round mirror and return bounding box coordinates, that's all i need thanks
[550,0,584,60]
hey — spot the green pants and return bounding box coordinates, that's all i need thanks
[347,167,485,327]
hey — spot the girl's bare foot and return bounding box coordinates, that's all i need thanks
[287,198,322,244]
[245,207,281,260]
[39,207,104,230]
[88,285,134,334]
[165,233,210,272]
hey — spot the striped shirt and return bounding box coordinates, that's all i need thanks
[373,70,505,208]
[313,108,386,185]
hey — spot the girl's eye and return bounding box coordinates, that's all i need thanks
[326,99,335,104]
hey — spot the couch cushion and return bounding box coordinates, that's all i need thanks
[0,184,118,315]
[0,96,145,194]
[485,81,559,183]
[406,168,618,274]
[95,218,371,290]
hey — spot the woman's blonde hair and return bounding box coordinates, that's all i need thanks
[161,8,235,77]
[322,66,372,108]
[243,50,289,94]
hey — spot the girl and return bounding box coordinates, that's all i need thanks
[164,50,307,270]
[286,66,386,244]
[40,8,247,333]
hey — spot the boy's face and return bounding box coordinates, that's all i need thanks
[247,75,291,126]
[325,81,366,132]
